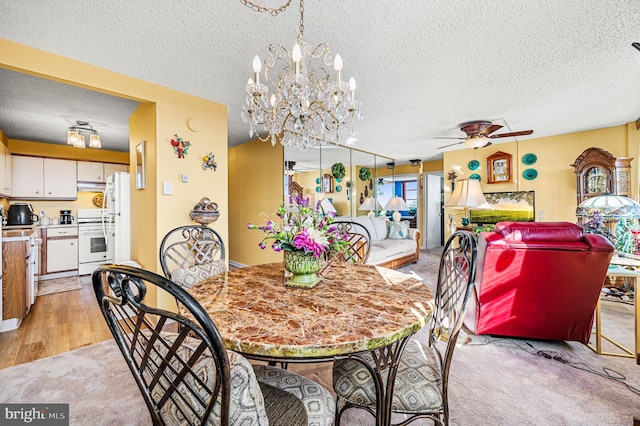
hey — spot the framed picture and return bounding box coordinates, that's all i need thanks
[487,151,512,184]
[323,173,334,193]
[470,191,535,224]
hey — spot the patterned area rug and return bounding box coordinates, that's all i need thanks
[37,276,86,296]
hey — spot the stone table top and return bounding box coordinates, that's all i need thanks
[187,262,434,360]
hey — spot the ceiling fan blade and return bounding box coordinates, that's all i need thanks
[490,130,533,139]
[479,124,503,136]
[482,141,493,148]
[432,136,466,140]
[437,141,464,149]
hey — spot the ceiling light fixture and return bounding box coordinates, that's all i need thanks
[240,0,363,151]
[463,134,489,149]
[409,159,421,167]
[67,120,101,149]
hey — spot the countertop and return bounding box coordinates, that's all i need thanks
[2,223,77,242]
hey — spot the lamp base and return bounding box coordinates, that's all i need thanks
[368,210,375,217]
[392,211,401,223]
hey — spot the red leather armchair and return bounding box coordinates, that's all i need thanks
[465,222,614,344]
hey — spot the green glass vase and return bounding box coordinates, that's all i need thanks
[283,251,323,289]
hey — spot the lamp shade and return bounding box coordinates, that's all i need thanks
[359,197,382,211]
[318,197,337,214]
[445,179,492,210]
[384,196,409,212]
[576,193,640,219]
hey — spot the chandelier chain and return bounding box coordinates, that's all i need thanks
[299,0,304,38]
[239,0,291,16]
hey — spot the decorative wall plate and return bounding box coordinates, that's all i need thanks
[316,177,322,184]
[336,185,342,192]
[522,153,537,165]
[470,173,481,181]
[468,160,480,170]
[93,193,105,208]
[523,168,538,180]
[315,186,321,192]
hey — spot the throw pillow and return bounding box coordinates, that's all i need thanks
[370,216,390,241]
[170,260,226,290]
[387,220,410,239]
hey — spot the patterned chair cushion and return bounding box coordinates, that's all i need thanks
[332,338,443,413]
[253,364,336,426]
[170,260,226,289]
[149,333,268,425]
[387,220,410,239]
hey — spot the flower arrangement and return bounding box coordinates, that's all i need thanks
[247,195,349,258]
[171,134,191,158]
[202,152,217,171]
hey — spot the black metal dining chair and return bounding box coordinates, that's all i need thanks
[330,220,372,264]
[331,230,477,425]
[92,264,336,425]
[159,225,227,289]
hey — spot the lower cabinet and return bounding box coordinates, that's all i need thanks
[1,240,28,321]
[42,227,78,275]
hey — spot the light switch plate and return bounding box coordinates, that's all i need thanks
[163,182,173,195]
[181,174,189,183]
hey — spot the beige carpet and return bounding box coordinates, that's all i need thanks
[2,251,638,425]
[37,276,85,296]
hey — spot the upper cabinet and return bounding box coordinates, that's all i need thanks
[12,156,77,199]
[571,147,633,204]
[77,161,128,183]
[0,144,12,196]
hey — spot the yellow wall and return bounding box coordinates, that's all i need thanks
[443,123,640,236]
[1,38,228,311]
[229,138,283,266]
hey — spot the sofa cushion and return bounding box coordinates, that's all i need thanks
[371,239,416,257]
[387,220,410,239]
[351,216,376,242]
[370,216,390,241]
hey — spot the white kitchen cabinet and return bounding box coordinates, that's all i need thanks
[104,163,128,178]
[11,156,77,199]
[78,161,127,183]
[46,238,78,273]
[77,161,104,182]
[0,144,11,196]
[11,156,44,198]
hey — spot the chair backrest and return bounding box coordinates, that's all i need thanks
[431,231,477,392]
[159,225,226,278]
[331,220,372,264]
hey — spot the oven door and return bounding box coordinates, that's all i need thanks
[78,224,110,263]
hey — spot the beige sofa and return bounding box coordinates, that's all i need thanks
[346,215,420,269]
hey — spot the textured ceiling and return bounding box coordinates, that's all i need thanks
[0,0,639,161]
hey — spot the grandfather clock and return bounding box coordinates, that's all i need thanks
[570,147,633,204]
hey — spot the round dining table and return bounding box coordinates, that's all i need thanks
[187,261,434,426]
[187,261,434,359]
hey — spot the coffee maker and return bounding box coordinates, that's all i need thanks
[59,210,74,225]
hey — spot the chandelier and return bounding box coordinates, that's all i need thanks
[67,120,101,149]
[240,0,363,151]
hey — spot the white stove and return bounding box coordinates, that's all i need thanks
[77,209,111,275]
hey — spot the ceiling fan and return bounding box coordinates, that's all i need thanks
[436,120,533,149]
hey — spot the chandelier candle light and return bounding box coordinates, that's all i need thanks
[241,0,363,151]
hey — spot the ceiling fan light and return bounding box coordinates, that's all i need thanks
[89,133,101,148]
[463,135,488,149]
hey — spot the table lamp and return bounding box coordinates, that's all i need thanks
[384,196,409,223]
[445,179,492,227]
[359,197,382,217]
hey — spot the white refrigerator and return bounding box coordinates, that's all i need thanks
[102,172,131,264]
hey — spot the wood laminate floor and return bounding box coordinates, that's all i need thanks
[0,276,111,370]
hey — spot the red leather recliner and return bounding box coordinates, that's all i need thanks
[465,222,614,344]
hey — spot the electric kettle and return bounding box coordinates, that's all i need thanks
[7,203,39,226]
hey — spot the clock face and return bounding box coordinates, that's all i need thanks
[586,167,607,193]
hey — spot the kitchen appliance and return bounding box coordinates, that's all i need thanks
[7,203,39,226]
[59,210,74,225]
[77,209,110,275]
[102,172,131,264]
